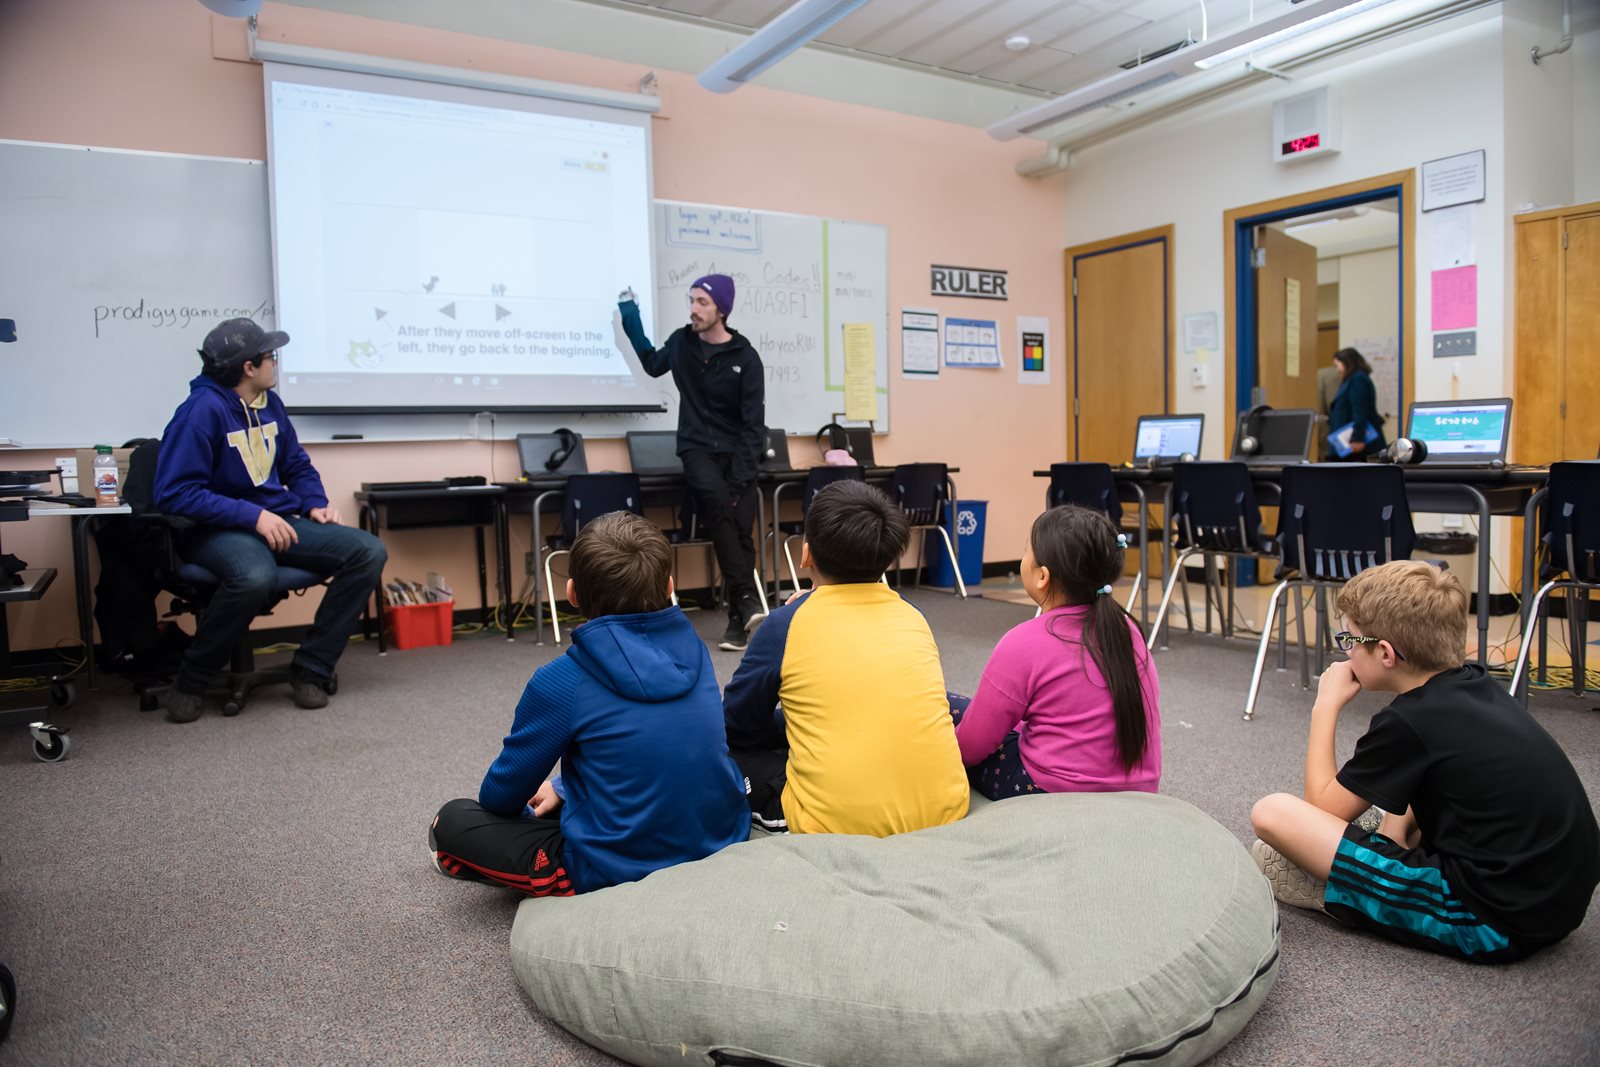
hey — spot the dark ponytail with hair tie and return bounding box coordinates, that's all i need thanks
[1033,505,1152,774]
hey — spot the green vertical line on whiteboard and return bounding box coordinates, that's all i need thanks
[822,219,837,391]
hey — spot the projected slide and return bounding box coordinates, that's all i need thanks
[267,71,658,412]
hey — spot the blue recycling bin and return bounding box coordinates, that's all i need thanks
[927,500,986,588]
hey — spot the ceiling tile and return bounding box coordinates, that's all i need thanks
[817,0,931,47]
[1052,12,1148,54]
[707,0,794,28]
[899,0,1063,68]
[850,0,996,56]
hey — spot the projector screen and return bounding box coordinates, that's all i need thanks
[264,63,660,414]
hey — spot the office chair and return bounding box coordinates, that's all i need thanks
[122,439,332,716]
[1510,461,1600,702]
[1243,465,1416,720]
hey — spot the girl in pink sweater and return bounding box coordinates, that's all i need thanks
[952,505,1161,798]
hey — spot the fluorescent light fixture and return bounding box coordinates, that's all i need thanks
[1194,0,1398,68]
[698,0,870,93]
[987,0,1389,140]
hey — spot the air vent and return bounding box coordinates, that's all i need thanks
[1118,39,1195,70]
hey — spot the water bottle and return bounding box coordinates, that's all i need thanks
[92,445,120,507]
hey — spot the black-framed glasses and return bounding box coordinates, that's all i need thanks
[253,351,280,366]
[1335,630,1406,661]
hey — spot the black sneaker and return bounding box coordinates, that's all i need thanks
[289,665,332,709]
[718,619,749,652]
[165,687,205,724]
[738,597,768,636]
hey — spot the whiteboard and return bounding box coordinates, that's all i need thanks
[0,141,889,446]
[652,201,889,435]
[0,140,276,449]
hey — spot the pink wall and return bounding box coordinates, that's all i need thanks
[0,0,1066,651]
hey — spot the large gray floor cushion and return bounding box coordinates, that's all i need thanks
[510,792,1279,1067]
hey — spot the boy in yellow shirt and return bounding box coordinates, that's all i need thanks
[723,480,969,835]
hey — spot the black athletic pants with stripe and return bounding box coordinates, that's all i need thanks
[430,798,574,896]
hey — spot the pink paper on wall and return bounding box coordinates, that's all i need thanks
[1431,265,1477,331]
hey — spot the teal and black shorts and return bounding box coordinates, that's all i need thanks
[1324,824,1533,964]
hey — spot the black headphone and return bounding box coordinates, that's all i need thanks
[1236,404,1273,455]
[1379,437,1429,464]
[545,428,579,472]
[816,422,853,458]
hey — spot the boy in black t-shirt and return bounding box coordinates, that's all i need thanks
[1250,560,1599,963]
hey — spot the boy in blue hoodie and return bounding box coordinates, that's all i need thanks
[430,511,749,896]
[152,318,387,724]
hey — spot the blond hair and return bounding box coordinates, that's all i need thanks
[1335,560,1467,672]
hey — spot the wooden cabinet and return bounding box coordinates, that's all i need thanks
[1514,202,1600,463]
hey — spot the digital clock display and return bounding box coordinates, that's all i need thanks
[1282,134,1322,155]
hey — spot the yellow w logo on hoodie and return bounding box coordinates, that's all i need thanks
[225,419,280,487]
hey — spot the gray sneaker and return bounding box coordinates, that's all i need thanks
[1250,839,1327,910]
[165,688,204,725]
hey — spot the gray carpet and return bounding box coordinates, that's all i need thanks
[2,591,1597,1066]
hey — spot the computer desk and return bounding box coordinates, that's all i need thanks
[1035,463,1548,665]
[25,500,132,688]
[354,484,512,653]
[502,464,962,644]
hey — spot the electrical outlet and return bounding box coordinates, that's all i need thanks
[56,456,78,493]
[1441,515,1465,529]
[1190,364,1209,387]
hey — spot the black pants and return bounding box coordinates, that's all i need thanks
[430,798,574,896]
[729,746,790,832]
[681,449,758,617]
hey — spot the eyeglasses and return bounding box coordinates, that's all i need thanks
[253,351,280,366]
[1335,630,1406,661]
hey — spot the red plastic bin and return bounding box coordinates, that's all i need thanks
[384,600,454,650]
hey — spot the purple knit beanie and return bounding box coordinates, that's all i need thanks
[691,274,735,320]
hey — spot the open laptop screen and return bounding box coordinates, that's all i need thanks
[1406,400,1512,463]
[1133,415,1204,461]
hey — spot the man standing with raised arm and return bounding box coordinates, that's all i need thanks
[617,276,767,652]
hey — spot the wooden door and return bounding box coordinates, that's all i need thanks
[1070,234,1169,461]
[1513,217,1563,464]
[1564,213,1600,458]
[1254,226,1321,412]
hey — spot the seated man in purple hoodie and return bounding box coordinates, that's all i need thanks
[430,511,749,896]
[153,318,386,724]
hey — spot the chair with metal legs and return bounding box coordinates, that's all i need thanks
[1510,461,1600,702]
[771,466,867,595]
[1242,465,1417,720]
[542,473,644,645]
[1045,463,1157,614]
[1146,462,1278,650]
[891,463,967,598]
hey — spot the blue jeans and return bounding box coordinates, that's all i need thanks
[178,516,386,688]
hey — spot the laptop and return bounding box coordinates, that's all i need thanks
[1231,408,1316,465]
[1132,414,1205,464]
[625,430,684,476]
[516,432,587,478]
[1404,399,1513,467]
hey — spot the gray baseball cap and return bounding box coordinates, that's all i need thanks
[199,318,289,370]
